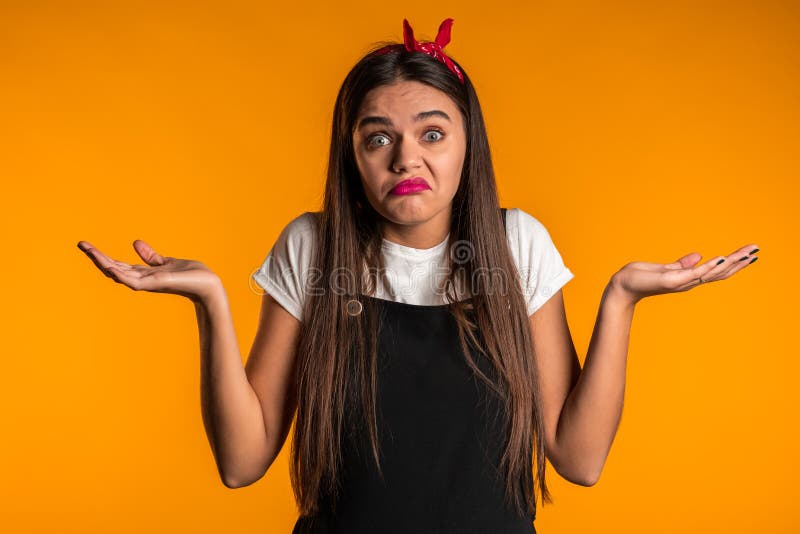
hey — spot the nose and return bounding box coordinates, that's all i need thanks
[390,135,422,173]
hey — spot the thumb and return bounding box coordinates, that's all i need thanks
[133,239,167,266]
[664,252,702,270]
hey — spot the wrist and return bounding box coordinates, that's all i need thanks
[193,275,226,309]
[606,275,638,312]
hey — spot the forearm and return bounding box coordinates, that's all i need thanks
[554,279,635,485]
[195,283,269,488]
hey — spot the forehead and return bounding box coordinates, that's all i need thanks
[356,80,459,120]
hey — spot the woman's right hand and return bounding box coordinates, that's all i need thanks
[77,239,221,303]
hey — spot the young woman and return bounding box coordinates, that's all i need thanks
[77,18,759,534]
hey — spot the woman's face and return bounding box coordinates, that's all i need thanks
[352,80,466,234]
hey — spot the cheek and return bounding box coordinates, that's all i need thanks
[439,146,466,178]
[354,143,375,166]
[353,148,372,180]
[353,153,383,195]
[356,154,381,182]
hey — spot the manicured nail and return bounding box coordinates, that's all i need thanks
[716,259,725,265]
[749,256,758,264]
[749,248,759,254]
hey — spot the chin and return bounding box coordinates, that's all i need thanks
[380,194,435,222]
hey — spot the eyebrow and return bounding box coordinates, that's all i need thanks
[356,110,451,130]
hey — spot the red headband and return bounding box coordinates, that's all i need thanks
[370,18,465,85]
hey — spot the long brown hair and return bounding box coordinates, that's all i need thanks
[290,41,553,520]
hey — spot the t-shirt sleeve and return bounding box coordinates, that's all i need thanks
[508,208,575,316]
[251,212,317,323]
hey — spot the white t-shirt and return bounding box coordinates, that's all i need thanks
[252,208,574,322]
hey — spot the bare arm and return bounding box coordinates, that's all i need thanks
[528,289,588,486]
[196,284,270,488]
[532,282,632,487]
[556,282,632,485]
[76,239,301,489]
[534,244,758,486]
[197,285,301,488]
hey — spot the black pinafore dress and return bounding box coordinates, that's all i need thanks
[292,208,537,534]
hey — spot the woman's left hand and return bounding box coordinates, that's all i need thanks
[609,243,760,306]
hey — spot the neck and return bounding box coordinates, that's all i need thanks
[380,206,452,249]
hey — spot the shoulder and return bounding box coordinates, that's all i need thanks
[503,207,574,315]
[280,211,319,241]
[251,211,321,323]
[503,207,553,249]
[269,211,320,258]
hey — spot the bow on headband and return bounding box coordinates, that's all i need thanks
[371,18,465,84]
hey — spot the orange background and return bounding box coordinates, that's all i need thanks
[1,1,797,532]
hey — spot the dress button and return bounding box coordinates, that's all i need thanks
[346,299,363,316]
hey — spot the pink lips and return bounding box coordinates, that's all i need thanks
[390,177,431,196]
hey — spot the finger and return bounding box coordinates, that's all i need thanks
[675,256,755,291]
[664,254,727,288]
[133,239,167,266]
[666,244,759,290]
[713,244,759,279]
[697,254,731,281]
[714,250,759,281]
[663,252,703,270]
[78,241,122,274]
[694,244,759,283]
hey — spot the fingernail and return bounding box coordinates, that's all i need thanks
[749,256,758,264]
[716,259,725,265]
[737,255,749,262]
[749,248,759,254]
[77,243,86,252]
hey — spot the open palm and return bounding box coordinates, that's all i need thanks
[612,243,760,304]
[77,239,219,302]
